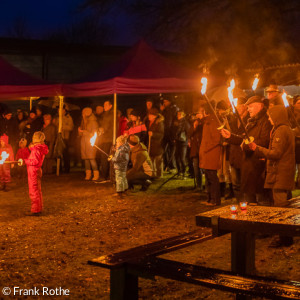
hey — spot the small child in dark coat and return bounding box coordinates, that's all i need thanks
[109,135,130,198]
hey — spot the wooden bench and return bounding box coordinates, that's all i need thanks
[88,229,300,300]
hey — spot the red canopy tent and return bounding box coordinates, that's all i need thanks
[62,40,218,96]
[0,56,61,99]
[62,40,223,142]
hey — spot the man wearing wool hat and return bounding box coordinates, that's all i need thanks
[265,84,283,107]
[221,95,272,205]
[126,135,153,191]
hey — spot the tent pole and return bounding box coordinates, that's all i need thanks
[29,97,33,111]
[113,93,117,145]
[56,96,64,176]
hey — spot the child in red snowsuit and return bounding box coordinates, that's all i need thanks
[25,131,49,215]
[15,138,30,179]
[0,134,14,191]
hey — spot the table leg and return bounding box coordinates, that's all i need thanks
[231,231,255,275]
[110,267,138,300]
[231,232,255,300]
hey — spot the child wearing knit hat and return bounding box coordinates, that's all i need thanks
[0,134,14,191]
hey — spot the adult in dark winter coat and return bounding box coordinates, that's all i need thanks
[162,98,179,171]
[248,105,295,247]
[98,100,115,180]
[221,95,272,204]
[127,135,153,191]
[249,106,295,205]
[78,107,99,181]
[145,108,164,178]
[0,109,19,152]
[172,110,190,178]
[53,105,74,173]
[227,97,249,201]
[188,112,204,189]
[42,114,57,174]
[21,108,43,143]
[199,103,222,206]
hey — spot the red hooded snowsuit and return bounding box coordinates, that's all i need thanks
[0,135,14,184]
[25,143,48,213]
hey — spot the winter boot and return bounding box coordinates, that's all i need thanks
[85,170,92,180]
[220,182,226,198]
[1,183,6,191]
[225,183,234,199]
[92,170,100,181]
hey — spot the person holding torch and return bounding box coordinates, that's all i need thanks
[220,96,272,204]
[0,134,14,191]
[247,105,295,247]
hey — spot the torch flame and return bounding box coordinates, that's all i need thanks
[201,77,207,95]
[227,79,238,113]
[90,132,97,147]
[252,74,259,91]
[282,91,289,107]
[0,151,9,164]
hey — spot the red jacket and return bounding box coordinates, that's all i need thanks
[25,144,49,169]
[16,147,30,160]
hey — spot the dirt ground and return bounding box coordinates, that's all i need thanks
[0,171,299,299]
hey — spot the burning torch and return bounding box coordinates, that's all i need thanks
[228,79,254,144]
[200,77,224,130]
[0,151,23,166]
[252,74,259,93]
[90,133,109,157]
[282,91,300,131]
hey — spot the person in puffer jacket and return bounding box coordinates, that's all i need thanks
[127,135,153,191]
[25,131,49,215]
[109,135,130,198]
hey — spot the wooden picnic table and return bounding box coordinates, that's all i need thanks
[196,205,300,276]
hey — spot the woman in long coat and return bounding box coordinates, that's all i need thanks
[199,103,222,206]
[78,107,99,181]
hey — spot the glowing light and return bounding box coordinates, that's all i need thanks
[230,205,238,214]
[252,74,259,91]
[240,202,248,210]
[228,79,238,113]
[201,77,208,95]
[90,132,97,147]
[0,151,9,164]
[282,91,289,107]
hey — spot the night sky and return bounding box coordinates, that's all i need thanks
[0,0,89,38]
[0,0,136,45]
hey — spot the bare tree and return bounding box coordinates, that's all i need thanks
[44,13,114,45]
[6,16,32,39]
[79,0,300,70]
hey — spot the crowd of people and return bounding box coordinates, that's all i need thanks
[0,86,300,246]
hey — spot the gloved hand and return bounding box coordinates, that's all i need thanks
[107,155,113,161]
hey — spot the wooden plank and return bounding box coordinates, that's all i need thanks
[128,257,300,300]
[88,230,213,269]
